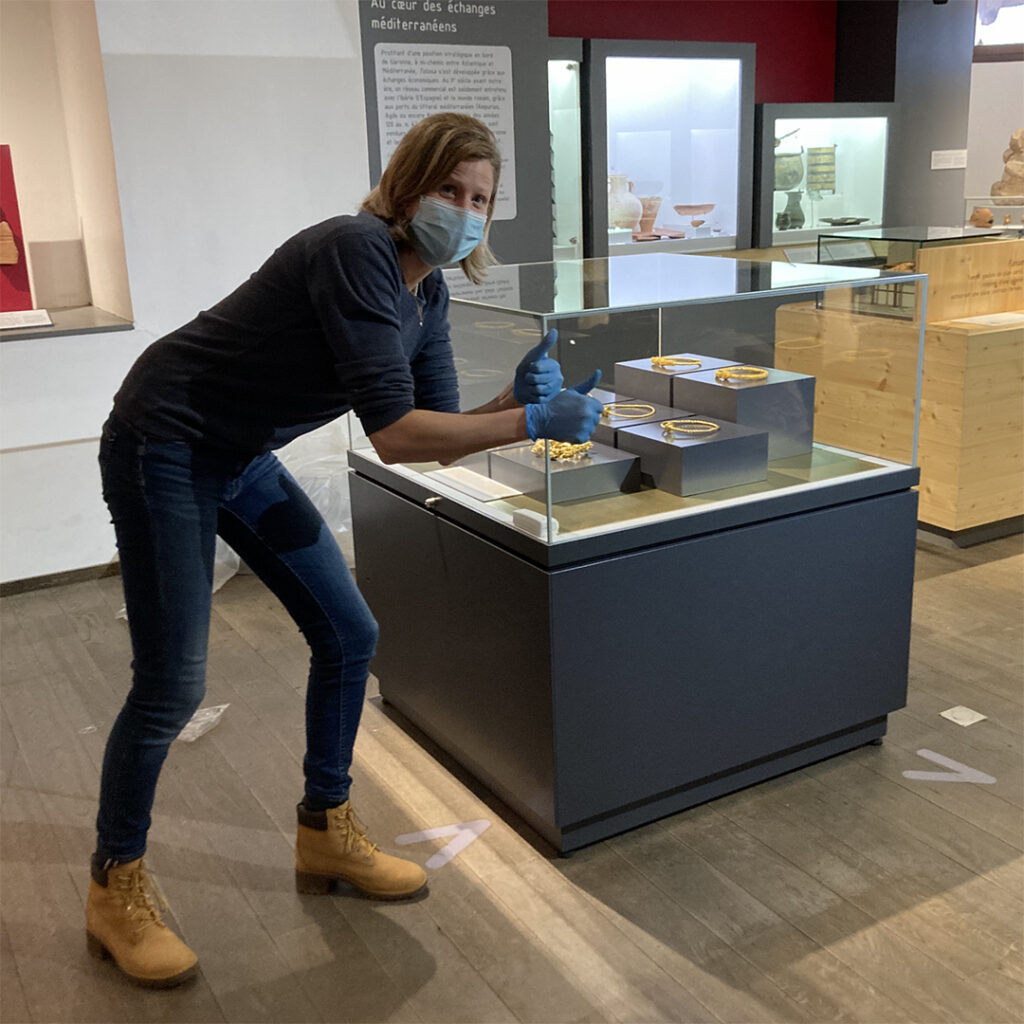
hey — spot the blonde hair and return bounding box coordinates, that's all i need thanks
[362,112,501,285]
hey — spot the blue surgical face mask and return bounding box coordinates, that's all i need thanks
[408,195,487,266]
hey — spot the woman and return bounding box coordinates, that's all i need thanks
[86,112,602,988]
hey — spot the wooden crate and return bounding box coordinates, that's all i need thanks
[917,317,1024,532]
[917,238,1024,323]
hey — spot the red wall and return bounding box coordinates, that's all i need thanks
[548,0,838,104]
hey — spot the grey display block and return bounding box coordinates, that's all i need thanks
[488,442,641,501]
[590,385,635,406]
[593,400,683,447]
[671,367,815,460]
[617,418,768,495]
[615,353,738,406]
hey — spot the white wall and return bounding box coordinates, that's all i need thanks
[966,60,1024,200]
[0,0,370,585]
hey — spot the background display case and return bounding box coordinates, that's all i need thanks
[963,195,1024,231]
[349,254,927,852]
[548,39,585,262]
[582,40,755,258]
[817,225,1007,268]
[753,102,896,249]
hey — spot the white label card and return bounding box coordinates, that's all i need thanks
[930,149,967,170]
[0,309,53,330]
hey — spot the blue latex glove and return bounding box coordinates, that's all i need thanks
[513,329,563,404]
[525,370,603,443]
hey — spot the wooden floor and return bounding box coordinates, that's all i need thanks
[2,532,1021,1023]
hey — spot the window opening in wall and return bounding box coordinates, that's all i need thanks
[0,0,132,340]
[974,0,1024,60]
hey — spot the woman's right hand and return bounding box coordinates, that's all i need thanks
[524,370,603,443]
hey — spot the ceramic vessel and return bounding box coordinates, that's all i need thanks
[608,174,643,231]
[782,190,805,229]
[774,152,804,191]
[673,203,715,217]
[637,196,662,234]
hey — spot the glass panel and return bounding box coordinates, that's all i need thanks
[817,228,1008,267]
[353,255,925,547]
[548,59,583,261]
[964,197,1024,229]
[446,253,890,315]
[769,116,888,245]
[605,56,741,254]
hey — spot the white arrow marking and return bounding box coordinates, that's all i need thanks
[394,819,491,869]
[902,748,996,784]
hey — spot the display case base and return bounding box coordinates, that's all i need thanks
[351,472,917,854]
[917,515,1023,548]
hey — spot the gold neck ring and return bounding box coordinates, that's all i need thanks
[661,418,720,437]
[715,365,769,383]
[651,355,702,371]
[601,402,656,420]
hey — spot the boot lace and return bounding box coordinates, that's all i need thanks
[113,861,168,935]
[332,804,380,857]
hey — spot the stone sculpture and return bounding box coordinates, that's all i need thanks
[991,128,1024,204]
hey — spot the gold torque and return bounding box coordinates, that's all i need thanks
[651,355,702,371]
[531,440,594,461]
[715,365,769,383]
[660,418,720,436]
[601,402,656,420]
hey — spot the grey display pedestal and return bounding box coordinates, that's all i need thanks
[349,454,918,853]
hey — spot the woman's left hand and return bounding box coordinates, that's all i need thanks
[513,329,563,404]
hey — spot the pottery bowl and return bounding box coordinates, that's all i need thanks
[673,203,715,216]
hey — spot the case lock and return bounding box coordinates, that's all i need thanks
[424,496,442,509]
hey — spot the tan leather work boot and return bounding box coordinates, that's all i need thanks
[85,857,198,988]
[295,800,427,900]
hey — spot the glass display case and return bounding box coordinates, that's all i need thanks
[582,40,755,258]
[348,253,926,852]
[752,103,895,249]
[348,252,927,851]
[353,253,926,556]
[963,195,1024,232]
[817,225,1008,270]
[548,47,584,262]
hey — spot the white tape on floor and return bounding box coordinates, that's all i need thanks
[395,819,491,869]
[902,748,996,784]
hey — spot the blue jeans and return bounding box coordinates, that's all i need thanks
[96,414,377,862]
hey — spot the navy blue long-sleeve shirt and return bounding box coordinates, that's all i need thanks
[113,212,459,455]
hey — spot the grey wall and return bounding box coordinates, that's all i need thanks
[886,0,976,226]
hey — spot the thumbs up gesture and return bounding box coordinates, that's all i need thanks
[524,369,604,443]
[513,329,564,404]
